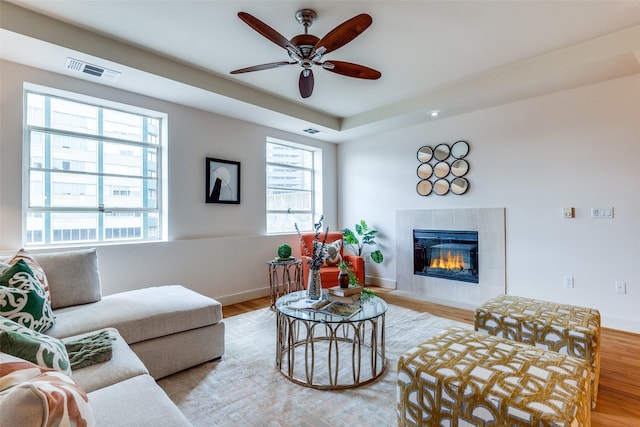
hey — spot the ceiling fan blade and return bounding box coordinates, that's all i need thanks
[322,61,381,79]
[299,69,314,98]
[312,14,372,58]
[230,61,295,74]
[237,12,298,54]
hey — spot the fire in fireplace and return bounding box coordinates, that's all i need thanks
[413,229,479,283]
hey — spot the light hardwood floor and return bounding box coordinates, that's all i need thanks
[223,287,640,427]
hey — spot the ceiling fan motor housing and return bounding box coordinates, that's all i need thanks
[289,34,321,63]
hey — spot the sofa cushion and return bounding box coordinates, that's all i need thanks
[130,322,225,379]
[47,285,223,344]
[0,354,95,427]
[63,328,148,393]
[33,248,102,309]
[4,249,51,302]
[88,374,192,426]
[0,317,71,375]
[322,239,343,266]
[0,260,55,332]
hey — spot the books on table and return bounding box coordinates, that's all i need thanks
[329,293,360,304]
[327,286,363,297]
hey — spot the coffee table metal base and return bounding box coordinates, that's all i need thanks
[276,311,386,390]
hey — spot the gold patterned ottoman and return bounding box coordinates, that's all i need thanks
[397,327,591,427]
[474,294,600,407]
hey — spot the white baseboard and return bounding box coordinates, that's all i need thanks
[390,290,640,334]
[366,276,396,289]
[601,316,640,334]
[389,289,478,311]
[216,287,270,306]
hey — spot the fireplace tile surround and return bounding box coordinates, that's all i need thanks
[396,208,506,310]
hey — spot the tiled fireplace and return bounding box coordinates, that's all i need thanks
[396,208,506,309]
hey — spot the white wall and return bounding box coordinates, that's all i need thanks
[3,59,639,333]
[338,74,640,333]
[0,60,338,305]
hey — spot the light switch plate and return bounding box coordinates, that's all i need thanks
[592,207,614,218]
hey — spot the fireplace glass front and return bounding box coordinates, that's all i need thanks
[413,229,479,283]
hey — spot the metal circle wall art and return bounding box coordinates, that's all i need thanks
[417,179,433,196]
[451,140,470,159]
[433,143,450,161]
[434,161,450,178]
[451,177,469,195]
[417,146,433,162]
[417,163,433,179]
[451,159,469,177]
[416,140,470,196]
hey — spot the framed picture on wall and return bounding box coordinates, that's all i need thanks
[206,157,240,204]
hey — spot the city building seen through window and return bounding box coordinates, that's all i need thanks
[266,138,322,234]
[23,85,166,246]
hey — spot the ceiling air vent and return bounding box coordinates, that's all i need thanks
[65,58,121,82]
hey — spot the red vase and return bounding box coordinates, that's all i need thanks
[338,271,350,288]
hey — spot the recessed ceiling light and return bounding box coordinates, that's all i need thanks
[430,111,439,118]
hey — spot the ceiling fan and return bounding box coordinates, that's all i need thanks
[230,9,381,98]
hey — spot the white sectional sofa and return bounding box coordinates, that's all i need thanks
[1,248,225,426]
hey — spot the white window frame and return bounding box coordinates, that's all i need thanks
[266,137,322,234]
[22,83,168,247]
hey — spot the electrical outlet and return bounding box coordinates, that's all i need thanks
[615,281,626,294]
[564,276,574,288]
[563,207,574,219]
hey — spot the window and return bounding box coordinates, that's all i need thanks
[266,138,322,234]
[24,85,166,246]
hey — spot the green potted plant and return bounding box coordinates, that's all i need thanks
[337,259,377,302]
[342,220,384,264]
[276,243,292,261]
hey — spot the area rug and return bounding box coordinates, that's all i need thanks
[158,305,470,426]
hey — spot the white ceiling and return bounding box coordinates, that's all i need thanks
[2,0,640,142]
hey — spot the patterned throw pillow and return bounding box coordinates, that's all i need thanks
[7,249,51,302]
[0,355,95,427]
[0,260,55,333]
[0,317,70,375]
[322,240,343,266]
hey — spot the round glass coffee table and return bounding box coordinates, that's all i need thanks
[275,290,387,390]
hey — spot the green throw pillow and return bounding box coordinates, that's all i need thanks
[0,259,55,332]
[0,317,70,375]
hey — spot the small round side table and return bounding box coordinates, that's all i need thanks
[266,259,303,309]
